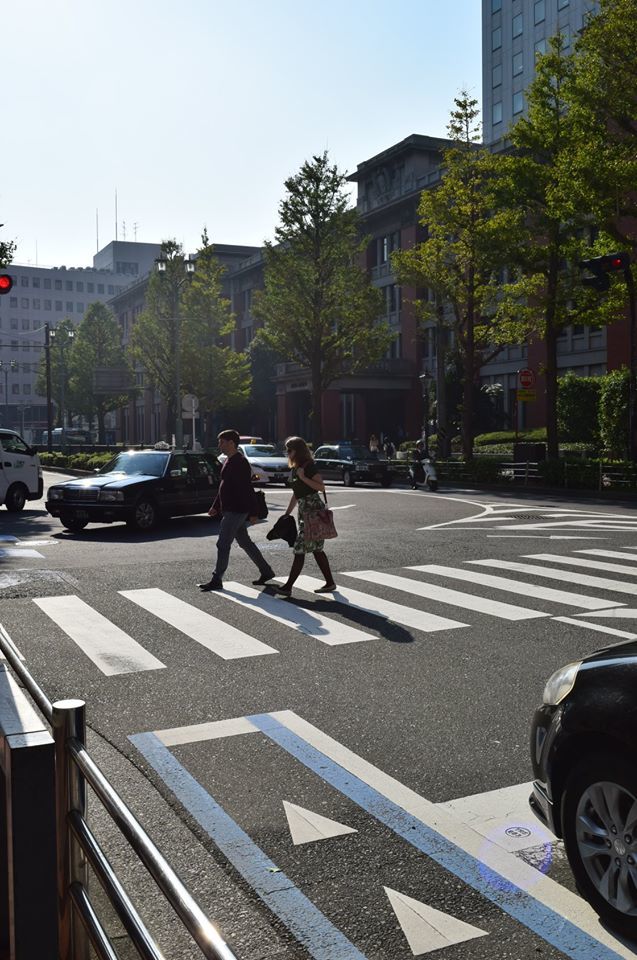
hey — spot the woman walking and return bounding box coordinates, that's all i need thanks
[276,436,336,597]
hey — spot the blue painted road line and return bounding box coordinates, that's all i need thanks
[249,713,625,960]
[129,731,368,960]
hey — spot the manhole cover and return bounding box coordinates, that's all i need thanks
[504,514,553,520]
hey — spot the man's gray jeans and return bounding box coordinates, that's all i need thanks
[212,511,271,582]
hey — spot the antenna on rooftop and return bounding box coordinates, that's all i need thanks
[133,222,138,241]
[96,209,99,252]
[115,189,118,241]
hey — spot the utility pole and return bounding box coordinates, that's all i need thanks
[45,324,53,453]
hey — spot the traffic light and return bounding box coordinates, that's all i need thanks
[0,274,13,295]
[579,252,631,292]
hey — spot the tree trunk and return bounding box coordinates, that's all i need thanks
[310,361,323,448]
[461,292,476,462]
[545,254,560,460]
[97,405,106,445]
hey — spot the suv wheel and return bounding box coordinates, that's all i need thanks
[60,512,88,532]
[343,469,356,487]
[128,498,158,531]
[5,483,27,512]
[563,754,637,936]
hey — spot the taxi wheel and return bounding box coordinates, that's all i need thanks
[5,483,27,512]
[343,470,356,487]
[128,498,157,531]
[60,512,88,532]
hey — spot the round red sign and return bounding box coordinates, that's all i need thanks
[519,368,535,388]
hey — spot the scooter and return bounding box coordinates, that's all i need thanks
[410,456,438,491]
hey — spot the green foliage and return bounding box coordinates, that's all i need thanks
[393,94,529,462]
[599,367,629,456]
[474,431,519,446]
[70,302,132,442]
[557,372,601,443]
[253,151,387,445]
[0,224,16,268]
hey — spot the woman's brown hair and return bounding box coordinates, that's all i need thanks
[285,436,312,468]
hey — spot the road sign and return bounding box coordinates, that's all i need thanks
[517,389,536,402]
[518,369,535,389]
[182,394,199,414]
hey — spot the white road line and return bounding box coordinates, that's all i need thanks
[330,504,356,511]
[156,716,259,746]
[577,549,637,562]
[0,548,44,558]
[469,558,637,599]
[343,570,546,621]
[553,616,637,640]
[408,564,622,610]
[218,582,375,645]
[284,575,469,633]
[438,781,551,854]
[120,588,278,660]
[33,595,166,675]
[524,553,637,577]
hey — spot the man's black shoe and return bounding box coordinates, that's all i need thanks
[199,579,223,592]
[252,569,275,586]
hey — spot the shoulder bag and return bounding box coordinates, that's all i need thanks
[304,491,337,540]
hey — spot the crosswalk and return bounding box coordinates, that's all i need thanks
[21,544,637,676]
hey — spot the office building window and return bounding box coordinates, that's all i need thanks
[558,0,569,7]
[560,26,571,49]
[76,282,84,292]
[492,26,502,50]
[491,0,502,10]
[513,91,524,114]
[32,277,40,288]
[55,301,63,311]
[44,300,52,310]
[21,319,29,329]
[65,280,72,291]
[55,279,62,290]
[32,298,40,309]
[97,284,104,294]
[20,298,28,309]
[44,278,51,290]
[492,101,503,125]
[535,38,547,56]
[87,283,94,293]
[492,63,502,87]
[512,13,523,37]
[534,0,545,24]
[23,384,31,394]
[10,318,18,329]
[66,302,73,312]
[513,52,523,76]
[21,277,28,287]
[9,297,17,308]
[12,384,18,395]
[76,303,84,313]
[107,285,114,295]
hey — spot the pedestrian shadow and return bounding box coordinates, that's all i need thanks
[261,587,414,644]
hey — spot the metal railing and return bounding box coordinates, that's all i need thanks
[0,624,239,960]
[499,461,541,484]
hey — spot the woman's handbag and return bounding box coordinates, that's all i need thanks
[304,492,338,540]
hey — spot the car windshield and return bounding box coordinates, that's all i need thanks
[243,445,277,457]
[343,446,375,460]
[99,452,169,477]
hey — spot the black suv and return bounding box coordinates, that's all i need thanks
[46,448,219,532]
[313,444,393,487]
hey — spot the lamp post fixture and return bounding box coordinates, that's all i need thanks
[49,327,75,451]
[0,359,17,429]
[155,254,196,448]
[419,370,432,456]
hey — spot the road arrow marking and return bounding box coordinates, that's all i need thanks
[283,801,357,845]
[384,887,488,954]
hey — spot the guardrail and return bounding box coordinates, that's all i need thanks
[0,623,239,960]
[499,461,541,484]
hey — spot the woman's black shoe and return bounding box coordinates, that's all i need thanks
[199,579,223,591]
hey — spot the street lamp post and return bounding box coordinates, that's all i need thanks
[419,371,432,456]
[0,359,17,429]
[49,327,75,452]
[155,254,195,448]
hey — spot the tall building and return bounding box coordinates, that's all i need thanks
[482,0,597,144]
[0,241,160,439]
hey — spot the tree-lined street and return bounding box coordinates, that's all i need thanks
[3,474,637,957]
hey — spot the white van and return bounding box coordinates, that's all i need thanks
[0,430,43,511]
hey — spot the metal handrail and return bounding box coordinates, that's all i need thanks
[0,623,53,722]
[68,737,237,960]
[0,624,239,960]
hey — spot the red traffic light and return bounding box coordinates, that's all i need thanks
[0,274,13,295]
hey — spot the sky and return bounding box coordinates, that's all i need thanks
[3,0,482,269]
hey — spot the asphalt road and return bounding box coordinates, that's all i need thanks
[2,472,637,960]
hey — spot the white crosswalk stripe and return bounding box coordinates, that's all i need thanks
[218,582,375,645]
[279,575,469,632]
[120,588,279,660]
[407,564,620,610]
[343,570,547,621]
[34,595,166,675]
[468,558,637,598]
[576,549,637,563]
[523,552,637,577]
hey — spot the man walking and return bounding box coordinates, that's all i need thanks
[199,429,275,592]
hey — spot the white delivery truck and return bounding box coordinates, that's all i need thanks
[0,429,43,511]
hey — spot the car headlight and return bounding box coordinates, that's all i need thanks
[98,490,125,502]
[48,488,63,500]
[543,660,582,705]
